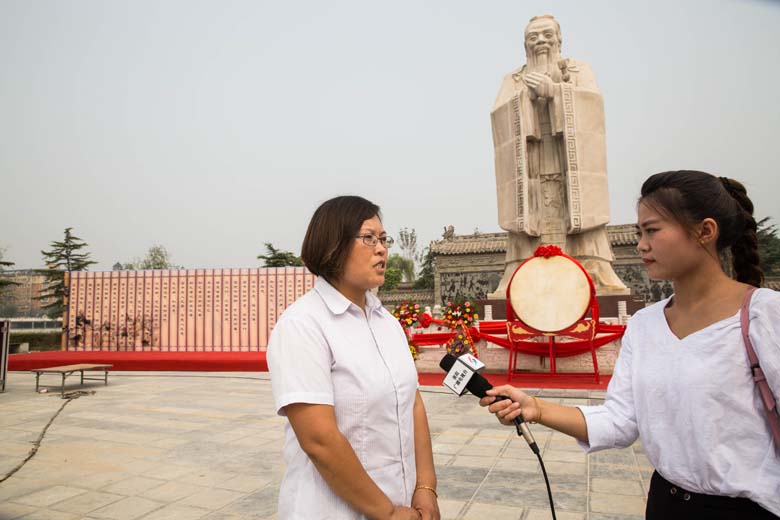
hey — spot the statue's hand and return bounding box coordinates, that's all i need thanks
[523,72,554,98]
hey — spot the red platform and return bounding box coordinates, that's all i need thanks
[8,351,269,372]
[9,352,610,389]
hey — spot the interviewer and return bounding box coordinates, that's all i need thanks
[481,171,779,519]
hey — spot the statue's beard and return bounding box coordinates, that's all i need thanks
[526,44,561,74]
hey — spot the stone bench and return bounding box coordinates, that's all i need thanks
[31,364,112,396]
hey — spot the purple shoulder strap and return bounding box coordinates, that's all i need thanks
[740,287,780,449]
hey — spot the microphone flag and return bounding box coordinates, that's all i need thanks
[442,353,485,396]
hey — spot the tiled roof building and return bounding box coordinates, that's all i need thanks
[428,224,777,306]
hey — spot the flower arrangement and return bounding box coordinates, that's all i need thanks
[442,300,478,329]
[446,325,477,357]
[393,301,421,328]
[442,301,479,357]
[393,301,422,361]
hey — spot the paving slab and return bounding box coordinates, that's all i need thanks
[0,371,647,519]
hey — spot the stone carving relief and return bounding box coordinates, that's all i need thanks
[614,264,673,303]
[440,271,502,304]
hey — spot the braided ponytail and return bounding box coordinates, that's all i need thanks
[719,177,764,287]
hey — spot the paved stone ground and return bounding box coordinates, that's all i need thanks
[0,371,653,519]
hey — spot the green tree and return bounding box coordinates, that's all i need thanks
[118,244,183,270]
[413,246,435,290]
[387,253,414,283]
[0,247,18,297]
[758,217,780,276]
[258,242,303,267]
[38,227,97,318]
[382,267,402,290]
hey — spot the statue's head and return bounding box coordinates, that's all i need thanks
[524,15,562,62]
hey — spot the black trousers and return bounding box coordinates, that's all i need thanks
[646,471,778,519]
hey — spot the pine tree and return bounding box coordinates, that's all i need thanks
[257,243,303,267]
[38,227,97,318]
[0,248,16,289]
[758,217,780,277]
[413,246,435,290]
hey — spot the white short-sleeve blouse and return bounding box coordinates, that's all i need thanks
[267,278,419,519]
[578,288,780,515]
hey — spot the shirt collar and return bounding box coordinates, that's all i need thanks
[314,277,383,316]
[314,276,382,314]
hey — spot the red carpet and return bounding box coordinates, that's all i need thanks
[8,351,269,372]
[9,352,610,389]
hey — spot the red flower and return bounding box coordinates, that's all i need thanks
[419,313,433,328]
[534,245,563,258]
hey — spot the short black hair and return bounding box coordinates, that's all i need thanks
[301,196,381,282]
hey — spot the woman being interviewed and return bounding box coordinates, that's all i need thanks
[268,196,439,520]
[482,171,779,519]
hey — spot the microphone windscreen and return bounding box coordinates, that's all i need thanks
[465,374,493,398]
[439,354,457,372]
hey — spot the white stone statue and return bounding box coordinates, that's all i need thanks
[489,15,628,298]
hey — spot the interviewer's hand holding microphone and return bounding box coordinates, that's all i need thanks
[480,386,541,425]
[480,385,590,442]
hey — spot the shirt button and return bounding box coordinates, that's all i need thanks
[670,487,677,495]
[683,493,691,501]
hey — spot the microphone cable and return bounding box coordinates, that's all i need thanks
[513,418,556,520]
[439,354,557,519]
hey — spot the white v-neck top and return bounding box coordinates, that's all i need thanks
[267,278,419,519]
[579,288,780,515]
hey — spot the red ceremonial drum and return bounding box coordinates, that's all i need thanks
[504,245,603,382]
[508,252,593,333]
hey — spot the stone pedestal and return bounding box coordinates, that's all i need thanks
[477,299,508,320]
[595,295,645,319]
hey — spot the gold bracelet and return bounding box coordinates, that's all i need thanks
[414,484,437,498]
[534,396,543,423]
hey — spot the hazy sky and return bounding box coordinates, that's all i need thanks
[2,0,779,271]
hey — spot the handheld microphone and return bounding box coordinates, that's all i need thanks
[440,353,539,454]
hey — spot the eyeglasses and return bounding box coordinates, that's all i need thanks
[355,234,394,248]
